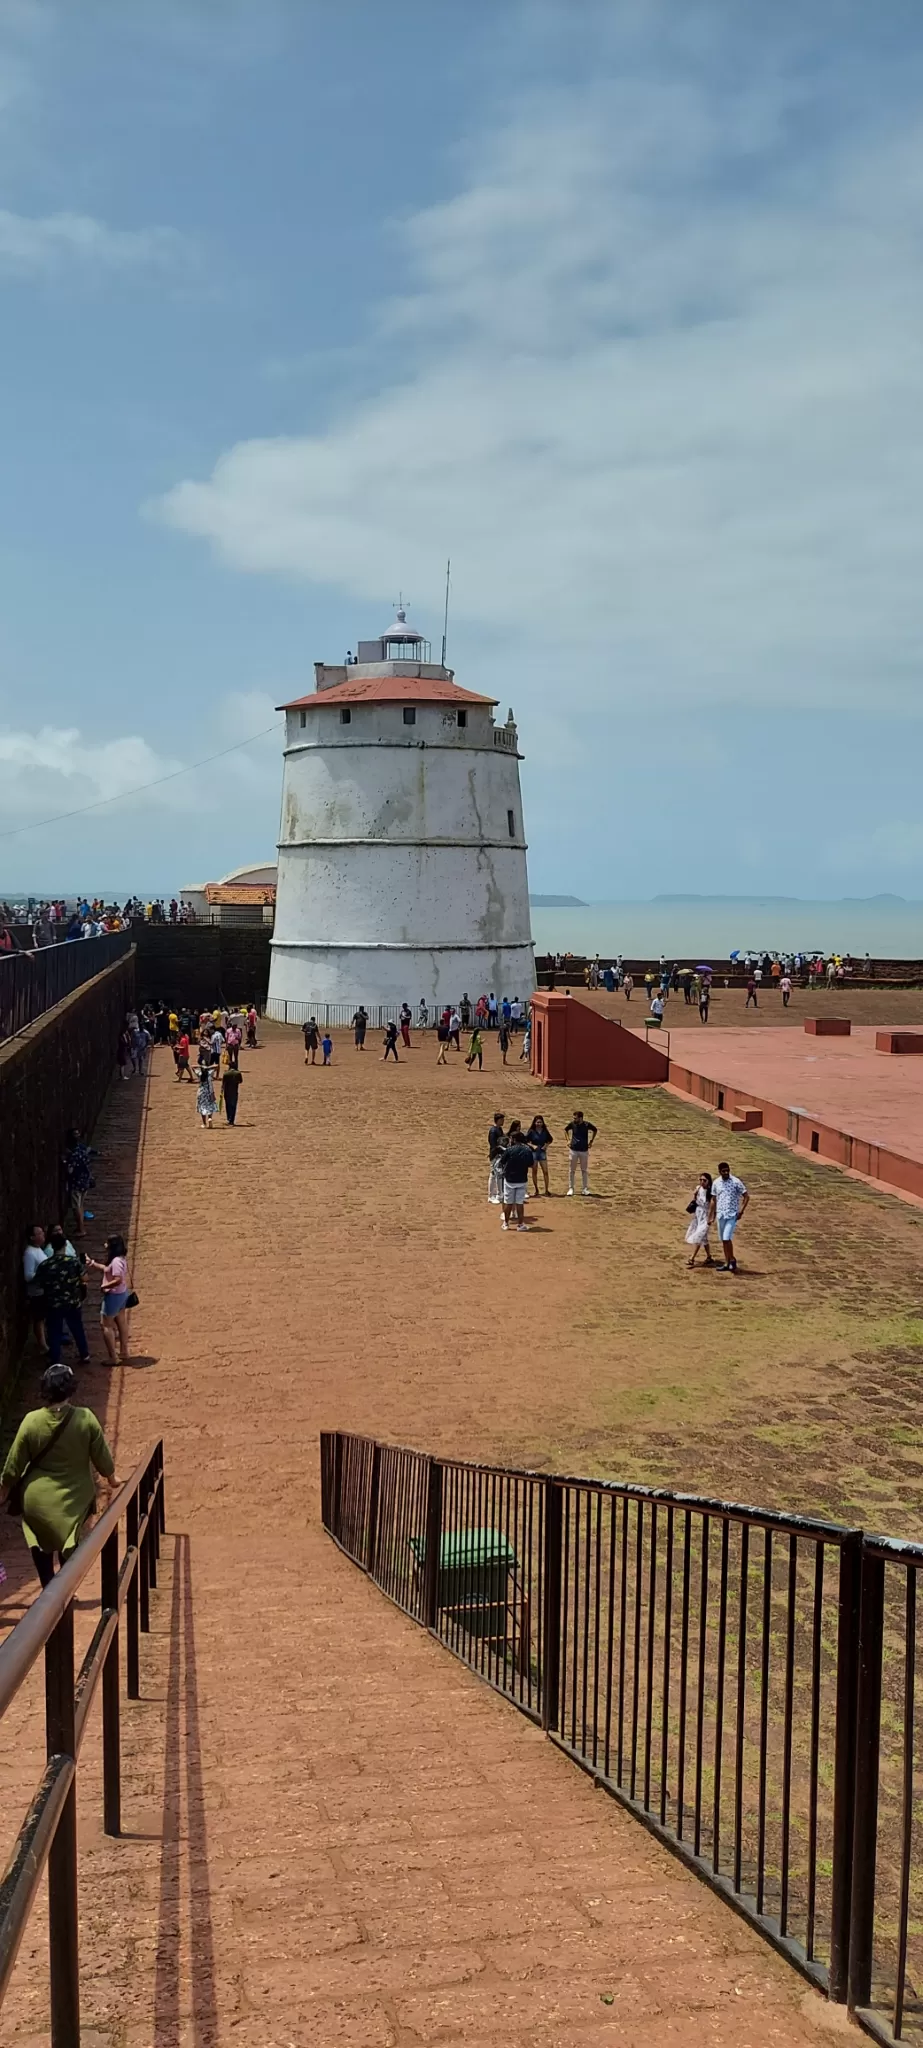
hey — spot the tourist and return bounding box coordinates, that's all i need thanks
[418,998,429,1029]
[23,1225,51,1353]
[39,1228,90,1364]
[708,1162,750,1274]
[499,1122,534,1232]
[210,1022,224,1067]
[303,1017,319,1065]
[465,1025,483,1070]
[63,1128,93,1235]
[459,994,472,1029]
[353,1006,368,1050]
[321,1031,333,1066]
[196,1061,218,1129]
[436,1011,450,1065]
[487,1112,506,1203]
[225,1021,242,1068]
[501,997,512,1032]
[87,1234,132,1361]
[475,995,488,1028]
[511,997,523,1033]
[520,1019,532,1062]
[221,1063,243,1126]
[745,974,758,1009]
[564,1109,598,1195]
[247,1006,259,1048]
[487,993,498,1029]
[0,1363,119,1587]
[399,1002,412,1049]
[649,992,664,1027]
[498,1018,511,1065]
[383,1020,400,1062]
[174,1029,193,1082]
[682,970,693,1005]
[449,1007,462,1051]
[684,1172,715,1268]
[780,972,792,1008]
[525,1114,553,1196]
[117,1023,132,1079]
[168,1008,179,1043]
[132,1018,151,1074]
[623,973,633,1001]
[699,981,711,1023]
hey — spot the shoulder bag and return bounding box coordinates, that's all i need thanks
[6,1408,75,1518]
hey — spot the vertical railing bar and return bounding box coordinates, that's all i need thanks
[101,1529,121,1838]
[581,1489,592,1758]
[806,1542,824,1960]
[694,1515,710,1858]
[676,1509,691,1842]
[757,1528,772,1918]
[604,1496,616,1781]
[592,1491,602,1768]
[733,1522,749,1894]
[630,1499,644,1802]
[660,1506,674,1827]
[617,1495,629,1786]
[893,1565,916,2040]
[561,1488,571,1741]
[712,1518,730,1876]
[644,1502,658,1811]
[779,1533,798,1937]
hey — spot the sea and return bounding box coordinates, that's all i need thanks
[528,897,923,963]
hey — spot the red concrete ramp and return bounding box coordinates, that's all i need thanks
[531,991,668,1086]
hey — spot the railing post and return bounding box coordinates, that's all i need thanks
[101,1529,121,1837]
[542,1480,563,1732]
[45,1604,79,2048]
[139,1472,151,1633]
[366,1442,382,1577]
[829,1530,862,1999]
[847,1547,886,2012]
[422,1459,444,1630]
[333,1433,344,1541]
[126,1490,140,1699]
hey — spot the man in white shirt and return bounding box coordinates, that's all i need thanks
[708,1163,750,1273]
[23,1224,78,1350]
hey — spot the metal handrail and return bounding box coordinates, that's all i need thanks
[0,930,133,1042]
[0,1438,164,2043]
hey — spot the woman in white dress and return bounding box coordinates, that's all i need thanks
[685,1172,715,1267]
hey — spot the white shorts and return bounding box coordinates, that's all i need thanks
[503,1182,528,1207]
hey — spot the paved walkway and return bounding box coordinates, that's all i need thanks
[663,1023,923,1161]
[2,1032,853,2045]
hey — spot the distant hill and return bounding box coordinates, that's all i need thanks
[530,893,586,907]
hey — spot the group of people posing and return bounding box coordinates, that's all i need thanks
[487,1109,598,1229]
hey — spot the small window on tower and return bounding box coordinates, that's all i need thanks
[299,710,307,728]
[340,708,352,724]
[507,808,516,837]
[457,708,467,729]
[403,706,416,725]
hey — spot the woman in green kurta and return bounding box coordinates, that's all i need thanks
[0,1364,118,1586]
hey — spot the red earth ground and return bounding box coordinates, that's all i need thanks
[3,1018,919,2045]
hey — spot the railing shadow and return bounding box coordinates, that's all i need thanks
[154,1532,218,2047]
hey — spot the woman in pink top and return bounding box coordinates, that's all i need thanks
[86,1233,132,1365]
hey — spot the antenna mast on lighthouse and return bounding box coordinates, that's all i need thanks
[441,558,451,670]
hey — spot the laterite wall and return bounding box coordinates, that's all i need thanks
[132,924,270,1010]
[0,949,136,1391]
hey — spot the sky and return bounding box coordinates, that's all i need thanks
[1,0,923,899]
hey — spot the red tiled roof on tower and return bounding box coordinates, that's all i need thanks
[278,674,497,711]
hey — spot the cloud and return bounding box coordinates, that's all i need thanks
[158,11,923,716]
[0,207,187,276]
[0,724,185,827]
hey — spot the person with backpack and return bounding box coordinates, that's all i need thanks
[39,1228,91,1365]
[383,1020,400,1062]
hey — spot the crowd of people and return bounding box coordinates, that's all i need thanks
[486,1107,599,1227]
[0,895,206,952]
[296,994,535,1068]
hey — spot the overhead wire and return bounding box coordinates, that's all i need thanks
[0,719,284,840]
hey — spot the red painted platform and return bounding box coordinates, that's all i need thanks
[531,991,668,1086]
[805,1017,851,1036]
[876,1032,923,1055]
[659,1026,923,1202]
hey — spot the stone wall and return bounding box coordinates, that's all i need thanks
[132,924,271,1011]
[0,948,136,1391]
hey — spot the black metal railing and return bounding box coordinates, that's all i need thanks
[0,1440,165,2046]
[321,1433,923,2044]
[0,931,132,1041]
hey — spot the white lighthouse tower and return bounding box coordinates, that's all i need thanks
[266,608,535,1016]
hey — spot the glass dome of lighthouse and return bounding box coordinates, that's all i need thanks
[380,603,431,663]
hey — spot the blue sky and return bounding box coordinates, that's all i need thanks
[1,0,923,898]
